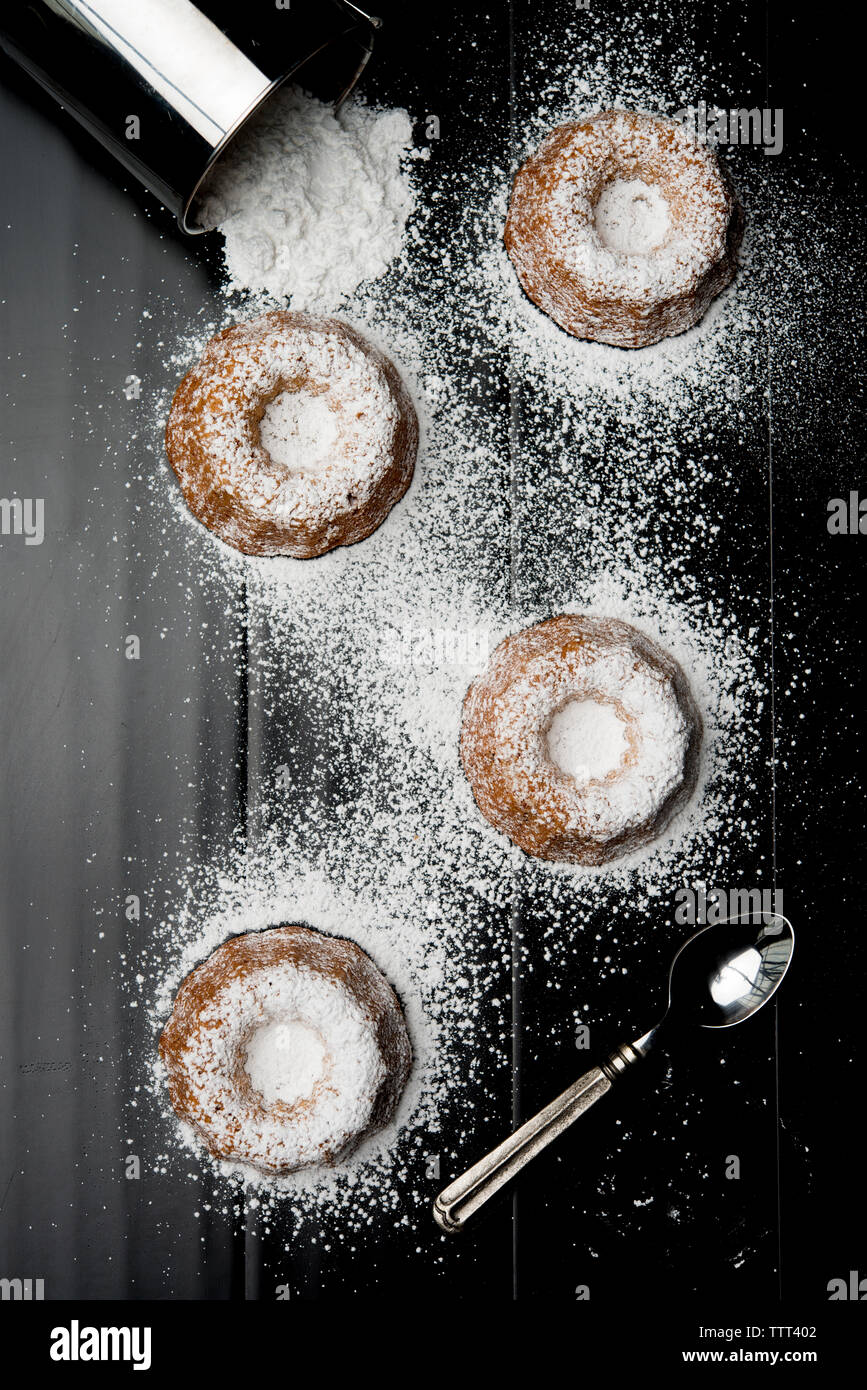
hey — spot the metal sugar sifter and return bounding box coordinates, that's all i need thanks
[0,0,381,232]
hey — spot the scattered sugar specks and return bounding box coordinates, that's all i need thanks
[198,88,419,308]
[87,2,859,1256]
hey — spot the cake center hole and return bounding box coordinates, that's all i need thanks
[259,389,338,474]
[547,698,628,785]
[594,178,670,255]
[243,1019,328,1107]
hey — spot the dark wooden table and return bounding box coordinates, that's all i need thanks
[1,0,864,1309]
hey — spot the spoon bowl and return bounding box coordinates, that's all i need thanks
[635,912,795,1052]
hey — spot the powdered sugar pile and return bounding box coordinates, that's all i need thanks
[547,699,627,782]
[594,179,671,255]
[197,88,417,306]
[259,391,339,474]
[244,1021,327,1107]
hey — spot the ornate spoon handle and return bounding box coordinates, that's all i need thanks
[433,1065,613,1234]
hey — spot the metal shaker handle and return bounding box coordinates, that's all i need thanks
[433,1065,613,1234]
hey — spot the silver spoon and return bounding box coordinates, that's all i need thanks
[433,912,794,1235]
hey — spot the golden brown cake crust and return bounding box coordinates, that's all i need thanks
[504,110,744,349]
[159,925,412,1175]
[461,614,703,866]
[165,311,418,558]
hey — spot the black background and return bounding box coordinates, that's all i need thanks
[0,0,864,1341]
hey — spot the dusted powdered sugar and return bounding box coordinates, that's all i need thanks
[477,624,695,847]
[198,88,417,307]
[119,1,844,1244]
[546,698,628,784]
[243,1020,328,1107]
[258,390,339,475]
[166,312,412,554]
[169,954,389,1173]
[504,108,742,348]
[594,178,671,255]
[527,111,733,296]
[180,317,399,515]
